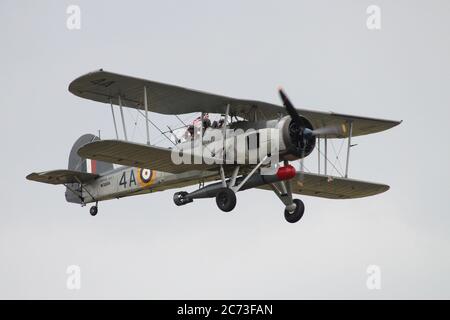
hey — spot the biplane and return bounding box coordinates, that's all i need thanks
[26,70,401,223]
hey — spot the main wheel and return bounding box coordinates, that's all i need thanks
[215,188,237,212]
[284,199,304,223]
[89,206,98,216]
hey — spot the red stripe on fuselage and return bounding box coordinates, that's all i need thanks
[91,160,97,174]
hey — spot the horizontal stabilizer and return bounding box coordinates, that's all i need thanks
[258,172,389,199]
[77,140,215,174]
[26,170,98,185]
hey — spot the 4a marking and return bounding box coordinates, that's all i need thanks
[119,170,137,188]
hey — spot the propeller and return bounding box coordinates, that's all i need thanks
[278,88,313,153]
[278,88,342,140]
[310,125,342,137]
[279,89,307,128]
[278,88,343,181]
[278,88,309,181]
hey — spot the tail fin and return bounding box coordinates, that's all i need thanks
[68,134,113,174]
[66,134,114,203]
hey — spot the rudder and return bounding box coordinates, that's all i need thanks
[65,134,114,203]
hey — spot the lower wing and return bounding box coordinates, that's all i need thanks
[257,172,389,199]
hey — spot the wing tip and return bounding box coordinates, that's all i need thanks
[68,68,107,95]
[26,172,37,181]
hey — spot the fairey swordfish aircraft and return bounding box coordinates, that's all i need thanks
[27,70,401,223]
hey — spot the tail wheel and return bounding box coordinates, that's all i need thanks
[89,205,98,216]
[284,199,304,223]
[215,188,237,212]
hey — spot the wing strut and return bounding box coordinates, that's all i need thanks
[344,121,353,178]
[324,136,328,175]
[219,103,230,187]
[222,103,230,160]
[136,109,177,147]
[144,86,150,145]
[118,95,128,141]
[317,137,321,174]
[109,98,119,139]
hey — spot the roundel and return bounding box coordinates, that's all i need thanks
[137,168,154,187]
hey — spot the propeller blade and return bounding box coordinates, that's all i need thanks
[311,125,342,137]
[278,88,305,127]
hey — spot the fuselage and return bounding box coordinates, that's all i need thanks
[71,116,314,204]
[71,166,218,204]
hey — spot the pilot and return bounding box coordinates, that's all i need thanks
[217,118,225,128]
[186,124,195,139]
[202,117,211,129]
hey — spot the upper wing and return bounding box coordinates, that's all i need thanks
[77,140,217,174]
[69,69,401,138]
[257,172,389,199]
[26,170,98,185]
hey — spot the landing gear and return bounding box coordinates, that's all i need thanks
[173,191,193,206]
[215,188,237,212]
[284,199,304,223]
[89,204,98,216]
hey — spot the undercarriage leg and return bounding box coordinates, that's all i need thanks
[219,165,227,187]
[228,166,240,188]
[232,155,269,192]
[269,181,295,211]
[269,181,305,223]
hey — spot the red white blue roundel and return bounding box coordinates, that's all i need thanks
[138,168,154,186]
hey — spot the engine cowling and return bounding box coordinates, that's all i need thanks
[278,115,316,160]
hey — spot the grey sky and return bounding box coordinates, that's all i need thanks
[1,0,449,299]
